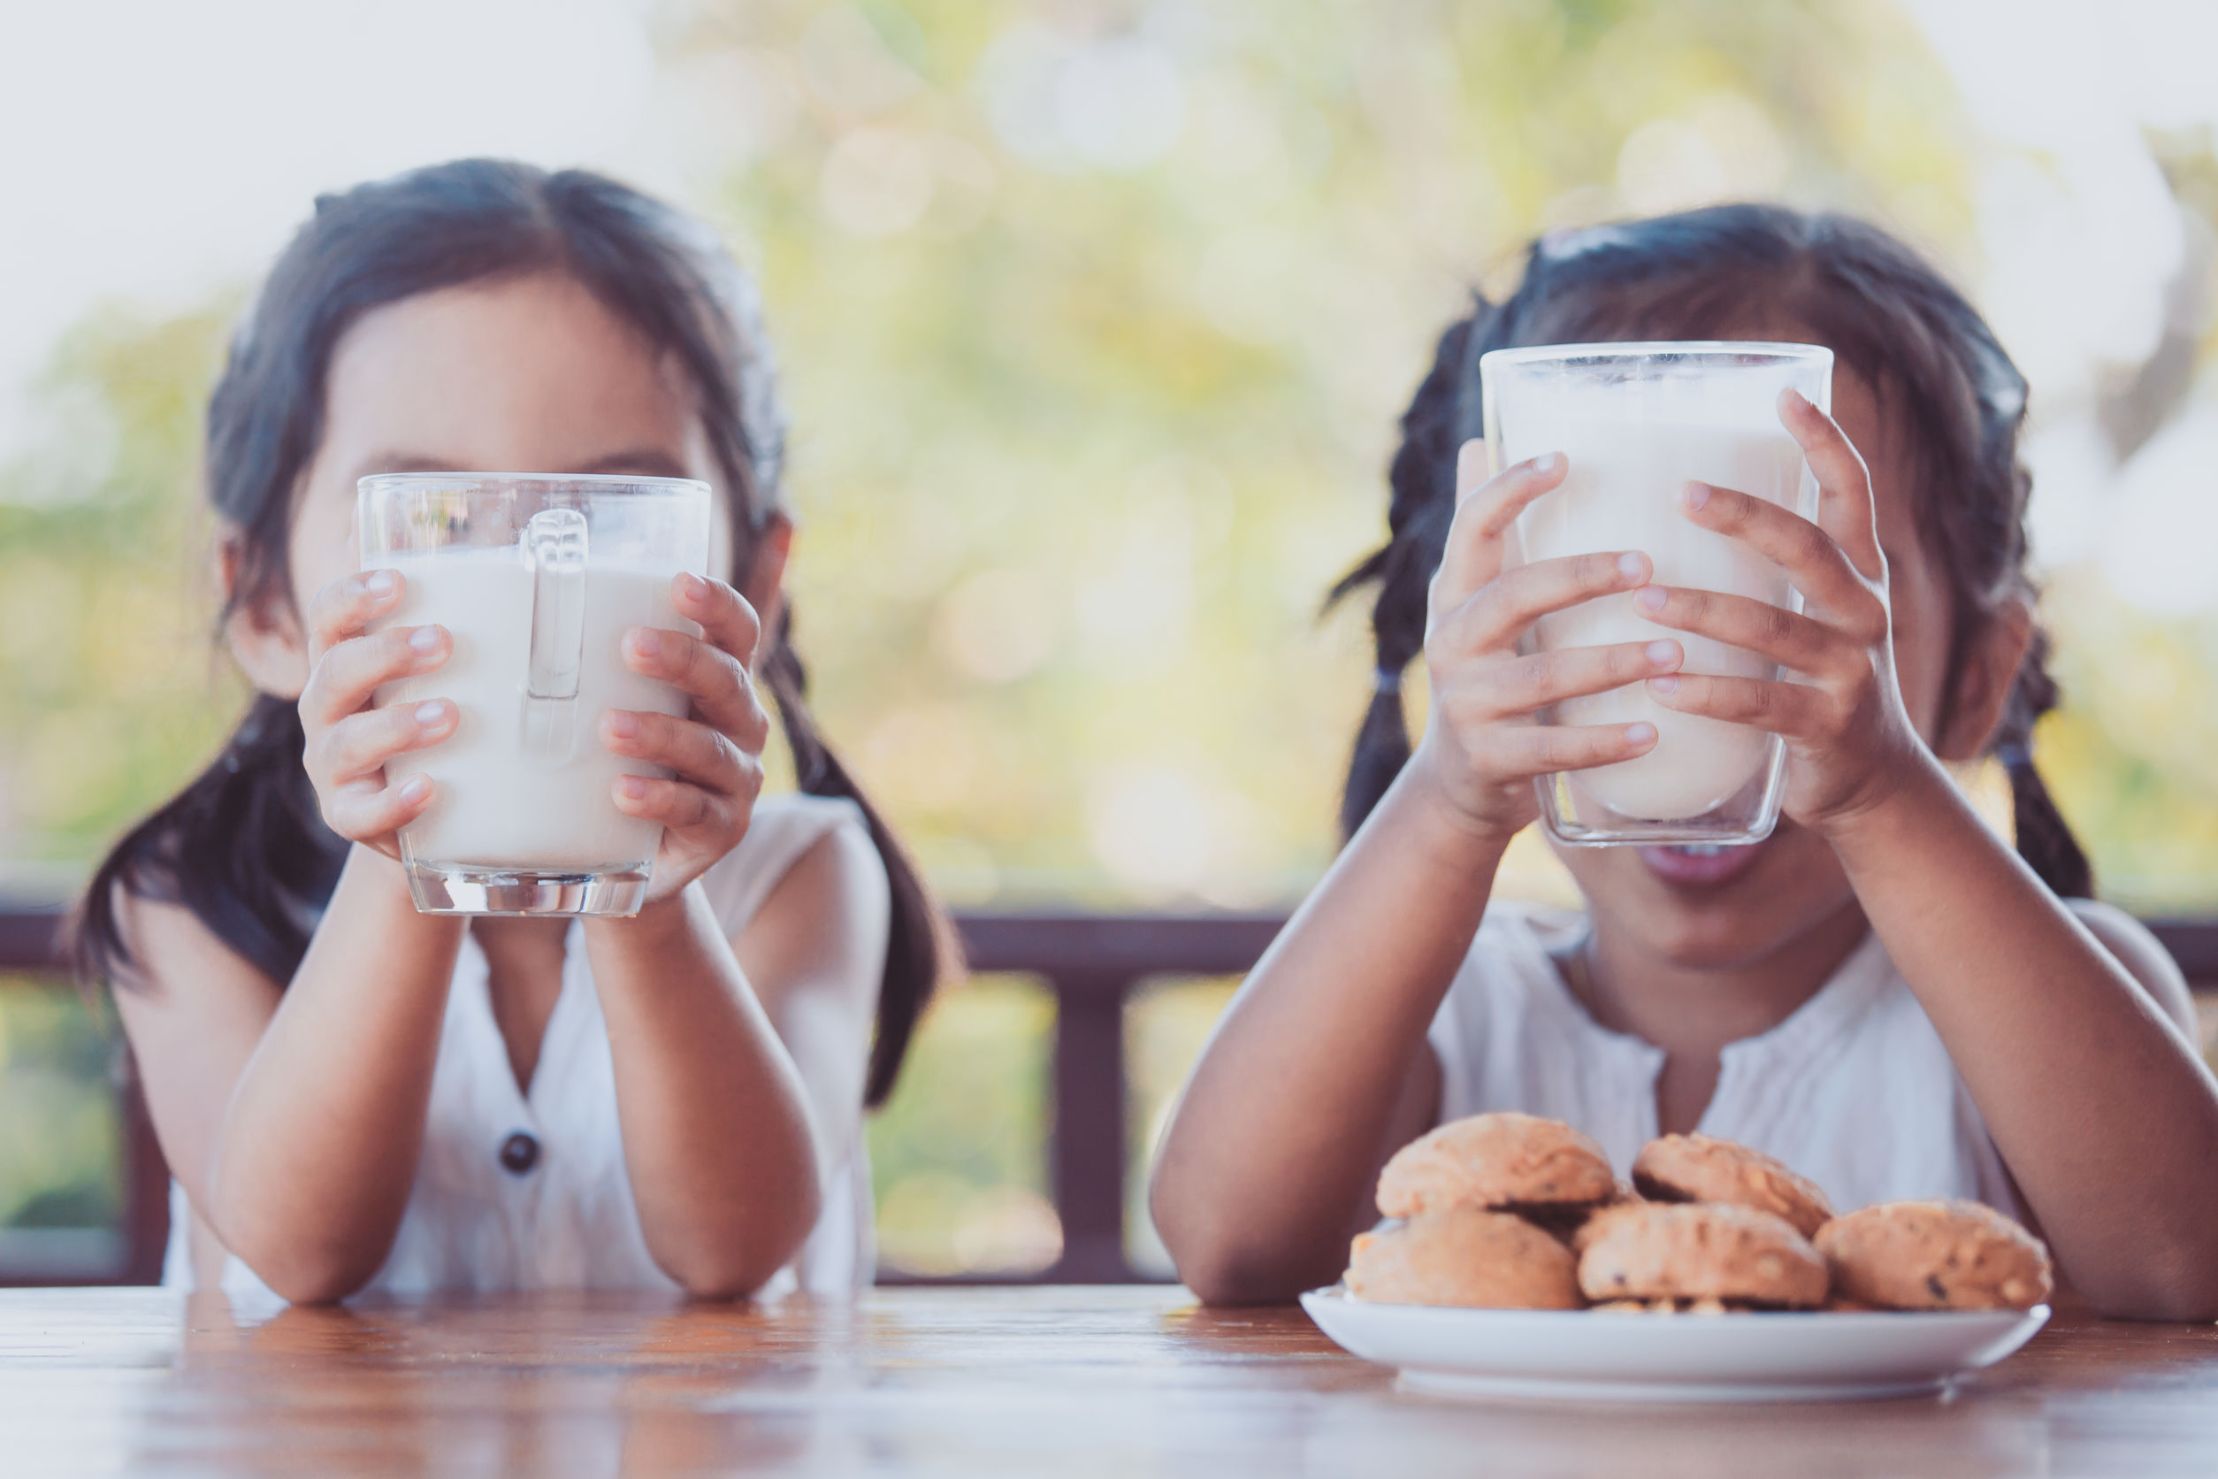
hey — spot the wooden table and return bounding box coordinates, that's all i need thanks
[3,1287,2216,1476]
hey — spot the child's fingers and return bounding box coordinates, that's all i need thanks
[622,628,770,751]
[613,774,734,835]
[300,625,449,727]
[1778,389,1885,583]
[311,700,457,785]
[672,573,764,669]
[306,570,405,662]
[602,711,761,799]
[321,772,435,841]
[1429,449,1569,614]
[1472,720,1658,777]
[1647,672,1831,739]
[1471,639,1683,720]
[1435,550,1652,656]
[1680,481,1882,635]
[1631,585,1858,677]
[1456,437,1487,504]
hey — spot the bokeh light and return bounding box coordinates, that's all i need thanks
[5,0,2217,1273]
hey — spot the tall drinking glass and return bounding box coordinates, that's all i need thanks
[358,473,714,915]
[1478,342,1833,846]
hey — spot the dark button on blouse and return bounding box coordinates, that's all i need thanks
[499,1130,541,1176]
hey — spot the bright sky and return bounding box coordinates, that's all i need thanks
[3,0,2215,608]
[0,0,676,449]
[1903,0,2218,611]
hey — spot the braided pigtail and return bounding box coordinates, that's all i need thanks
[756,604,950,1106]
[1327,302,1490,841]
[1994,627,2095,899]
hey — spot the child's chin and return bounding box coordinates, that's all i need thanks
[1608,832,1853,969]
[1619,903,1767,970]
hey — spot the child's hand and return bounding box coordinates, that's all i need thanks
[1408,443,1675,842]
[299,570,456,858]
[1634,388,1926,832]
[602,573,772,903]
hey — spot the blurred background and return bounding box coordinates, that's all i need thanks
[2,0,2215,1282]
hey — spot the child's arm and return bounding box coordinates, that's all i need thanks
[1645,391,2218,1321]
[1145,770,1495,1303]
[1831,762,2218,1319]
[579,574,873,1297]
[582,829,887,1299]
[113,572,479,1301]
[114,849,465,1305]
[1151,448,1680,1303]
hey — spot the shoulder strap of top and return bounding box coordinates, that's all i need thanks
[696,793,868,936]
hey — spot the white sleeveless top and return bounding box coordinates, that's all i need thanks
[1427,905,2024,1218]
[164,794,877,1299]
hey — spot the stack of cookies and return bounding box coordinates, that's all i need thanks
[1345,1112,2052,1314]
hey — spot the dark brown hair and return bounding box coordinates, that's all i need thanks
[1333,202,2092,896]
[74,159,949,1103]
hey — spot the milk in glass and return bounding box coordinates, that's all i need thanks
[1483,343,1830,843]
[373,547,695,870]
[1509,407,1802,819]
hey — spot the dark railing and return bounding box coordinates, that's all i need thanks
[3,901,2214,1288]
[0,901,1287,1287]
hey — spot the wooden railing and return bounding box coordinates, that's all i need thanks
[0,901,1287,1286]
[3,901,2214,1287]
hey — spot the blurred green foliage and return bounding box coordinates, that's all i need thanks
[3,0,2215,1273]
[0,980,120,1232]
[866,975,1056,1273]
[1124,976,1236,1275]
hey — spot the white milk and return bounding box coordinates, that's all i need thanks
[1506,396,1806,821]
[372,546,695,870]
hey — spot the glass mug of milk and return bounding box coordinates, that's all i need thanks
[358,473,714,915]
[1478,342,1833,846]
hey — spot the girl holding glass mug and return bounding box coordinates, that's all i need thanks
[1151,205,2218,1320]
[73,160,946,1304]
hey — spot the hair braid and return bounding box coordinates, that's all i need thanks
[1995,627,2094,898]
[1329,300,1489,840]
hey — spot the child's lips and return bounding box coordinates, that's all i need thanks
[1636,839,1769,887]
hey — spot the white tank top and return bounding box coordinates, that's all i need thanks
[163,794,877,1299]
[1426,904,2024,1218]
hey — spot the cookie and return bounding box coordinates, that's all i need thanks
[1575,1202,1829,1308]
[1592,1297,1732,1315]
[1345,1206,1582,1309]
[1517,1180,1638,1243]
[1814,1201,2053,1311]
[1632,1133,1835,1238]
[1569,1198,1648,1254]
[1376,1113,1617,1222]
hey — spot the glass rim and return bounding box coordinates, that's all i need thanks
[1478,340,1834,373]
[357,471,712,500]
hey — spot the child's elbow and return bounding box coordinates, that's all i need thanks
[1175,1245,1306,1307]
[2085,1256,2218,1324]
[240,1237,383,1306]
[665,1260,780,1303]
[205,1178,388,1305]
[2088,1289,2218,1324]
[265,1266,373,1307]
[657,1180,824,1302]
[1152,1188,1316,1306]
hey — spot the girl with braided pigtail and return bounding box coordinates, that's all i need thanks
[1153,204,2218,1319]
[75,160,948,1304]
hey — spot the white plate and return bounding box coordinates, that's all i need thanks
[1300,1288,2049,1404]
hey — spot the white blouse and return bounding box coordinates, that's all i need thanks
[1426,904,2024,1218]
[164,794,877,1299]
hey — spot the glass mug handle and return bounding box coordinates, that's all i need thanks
[522,507,588,756]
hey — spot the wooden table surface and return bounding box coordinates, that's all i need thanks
[4,1287,2217,1477]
